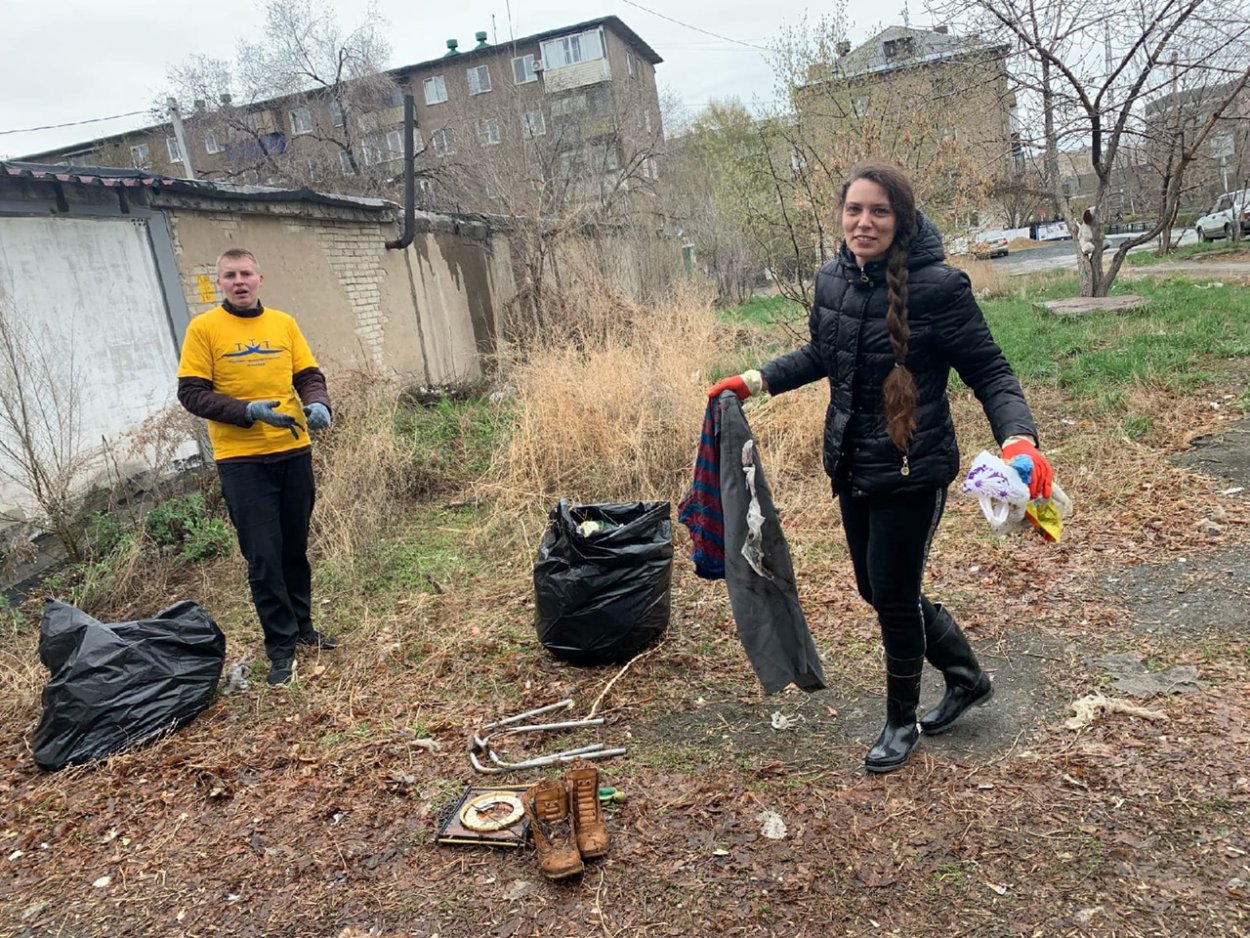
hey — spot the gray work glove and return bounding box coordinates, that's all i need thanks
[302,402,332,430]
[245,400,296,429]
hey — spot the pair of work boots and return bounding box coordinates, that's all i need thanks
[865,604,995,774]
[522,761,609,880]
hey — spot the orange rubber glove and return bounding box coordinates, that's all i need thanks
[1002,436,1052,499]
[708,370,763,400]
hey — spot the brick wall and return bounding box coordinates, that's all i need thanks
[156,193,512,385]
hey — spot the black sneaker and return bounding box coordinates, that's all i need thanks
[297,630,341,650]
[267,658,294,686]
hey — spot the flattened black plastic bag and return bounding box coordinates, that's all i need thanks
[534,500,673,665]
[31,599,226,771]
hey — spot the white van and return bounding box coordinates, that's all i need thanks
[1195,189,1250,242]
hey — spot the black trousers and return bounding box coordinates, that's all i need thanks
[838,487,946,660]
[218,452,316,661]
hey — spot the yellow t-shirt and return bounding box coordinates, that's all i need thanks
[177,305,319,461]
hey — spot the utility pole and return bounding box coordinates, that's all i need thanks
[166,96,196,180]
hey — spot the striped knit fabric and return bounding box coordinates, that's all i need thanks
[678,396,725,579]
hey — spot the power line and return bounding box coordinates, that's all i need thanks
[0,108,152,137]
[618,0,771,52]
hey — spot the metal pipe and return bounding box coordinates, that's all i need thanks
[480,699,574,731]
[385,89,416,250]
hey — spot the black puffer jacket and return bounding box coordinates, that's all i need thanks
[760,214,1037,495]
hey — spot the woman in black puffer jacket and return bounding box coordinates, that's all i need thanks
[709,163,1054,773]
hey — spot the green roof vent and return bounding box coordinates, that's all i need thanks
[445,38,459,56]
[474,31,490,49]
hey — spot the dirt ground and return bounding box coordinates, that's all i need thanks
[2,424,1248,936]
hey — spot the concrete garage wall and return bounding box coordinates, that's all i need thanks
[0,212,192,524]
[155,193,514,385]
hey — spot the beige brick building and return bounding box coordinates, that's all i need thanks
[794,25,1018,225]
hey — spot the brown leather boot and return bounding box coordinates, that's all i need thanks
[522,777,583,880]
[565,760,609,859]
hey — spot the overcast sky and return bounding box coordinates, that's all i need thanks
[0,0,932,159]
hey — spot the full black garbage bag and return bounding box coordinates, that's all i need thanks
[31,599,226,771]
[534,500,673,665]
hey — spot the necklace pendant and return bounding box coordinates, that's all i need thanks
[900,455,910,477]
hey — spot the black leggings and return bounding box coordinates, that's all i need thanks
[838,487,946,660]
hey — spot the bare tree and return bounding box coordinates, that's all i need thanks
[412,58,671,326]
[0,297,90,561]
[931,0,1250,295]
[166,0,408,194]
[662,100,778,305]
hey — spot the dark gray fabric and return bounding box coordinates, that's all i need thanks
[717,394,826,695]
[759,213,1037,495]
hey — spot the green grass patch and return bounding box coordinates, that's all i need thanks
[977,276,1250,410]
[394,395,507,497]
[1124,240,1250,267]
[319,507,483,597]
[721,293,807,327]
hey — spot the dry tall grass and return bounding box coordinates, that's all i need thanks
[947,254,1015,298]
[310,371,424,567]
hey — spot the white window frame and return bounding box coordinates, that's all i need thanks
[166,136,182,163]
[431,127,456,157]
[413,128,424,152]
[289,106,313,135]
[385,129,403,160]
[540,28,604,71]
[339,150,356,174]
[521,110,546,139]
[384,86,404,108]
[130,143,151,168]
[627,51,636,77]
[850,95,869,118]
[203,129,222,154]
[467,64,492,95]
[512,54,537,84]
[328,100,345,127]
[477,117,501,146]
[424,75,448,105]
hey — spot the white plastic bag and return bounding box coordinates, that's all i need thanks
[961,450,1032,534]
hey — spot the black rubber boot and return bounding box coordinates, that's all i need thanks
[864,655,924,773]
[919,603,993,735]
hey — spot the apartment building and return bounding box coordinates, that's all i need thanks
[795,25,1017,223]
[22,16,665,216]
[1140,78,1250,212]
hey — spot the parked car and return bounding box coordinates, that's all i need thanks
[972,234,1010,259]
[1195,189,1250,242]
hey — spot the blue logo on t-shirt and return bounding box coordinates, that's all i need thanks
[223,340,283,358]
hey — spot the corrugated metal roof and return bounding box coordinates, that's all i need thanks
[2,161,179,188]
[1,159,395,211]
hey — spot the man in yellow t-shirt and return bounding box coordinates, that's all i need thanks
[177,248,338,686]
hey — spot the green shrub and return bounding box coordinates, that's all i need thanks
[145,492,233,563]
[85,511,129,558]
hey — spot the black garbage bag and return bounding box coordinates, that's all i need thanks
[31,599,226,771]
[534,500,673,665]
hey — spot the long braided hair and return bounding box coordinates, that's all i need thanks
[841,163,919,452]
